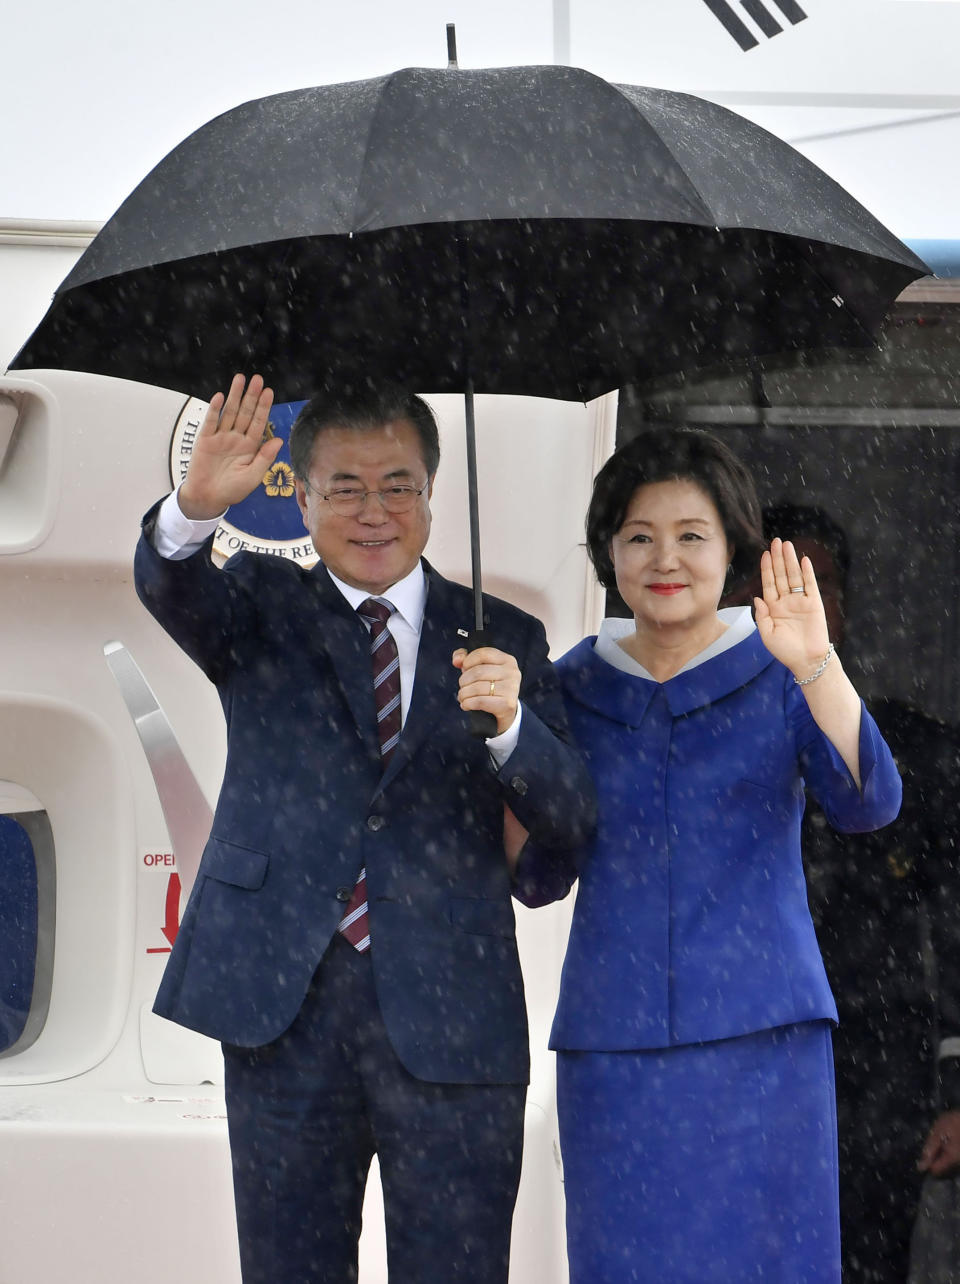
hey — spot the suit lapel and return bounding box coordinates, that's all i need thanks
[306,562,381,761]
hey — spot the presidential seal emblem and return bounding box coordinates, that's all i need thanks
[170,398,318,567]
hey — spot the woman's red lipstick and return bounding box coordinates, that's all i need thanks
[648,583,686,595]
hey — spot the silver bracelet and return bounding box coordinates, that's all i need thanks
[795,643,835,686]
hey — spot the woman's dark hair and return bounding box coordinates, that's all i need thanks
[289,383,440,481]
[586,428,764,590]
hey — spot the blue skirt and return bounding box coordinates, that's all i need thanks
[557,1021,839,1283]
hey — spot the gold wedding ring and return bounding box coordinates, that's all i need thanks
[489,681,496,696]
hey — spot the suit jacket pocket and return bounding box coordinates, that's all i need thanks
[448,895,515,938]
[731,774,778,798]
[201,839,269,889]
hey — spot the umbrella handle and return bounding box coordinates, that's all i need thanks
[465,627,499,740]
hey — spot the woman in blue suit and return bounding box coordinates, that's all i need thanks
[513,430,901,1283]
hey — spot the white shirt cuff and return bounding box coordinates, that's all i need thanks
[486,703,523,767]
[151,487,226,560]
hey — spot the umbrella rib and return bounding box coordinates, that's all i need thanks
[351,68,407,232]
[530,73,591,401]
[242,238,301,379]
[610,84,719,226]
[544,225,590,403]
[792,239,894,346]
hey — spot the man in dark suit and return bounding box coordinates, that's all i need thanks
[134,373,595,1284]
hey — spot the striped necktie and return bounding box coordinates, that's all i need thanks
[337,597,400,952]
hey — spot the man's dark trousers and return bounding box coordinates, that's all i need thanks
[224,936,526,1282]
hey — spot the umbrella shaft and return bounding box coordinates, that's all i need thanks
[464,384,484,631]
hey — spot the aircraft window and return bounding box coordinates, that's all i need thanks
[0,806,55,1057]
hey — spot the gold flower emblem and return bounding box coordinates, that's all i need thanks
[263,460,295,498]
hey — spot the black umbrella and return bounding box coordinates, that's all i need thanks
[12,62,928,399]
[10,57,928,661]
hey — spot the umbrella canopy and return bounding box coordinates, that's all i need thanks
[10,64,929,402]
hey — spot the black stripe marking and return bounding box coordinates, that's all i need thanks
[770,0,808,24]
[700,0,760,50]
[741,0,783,38]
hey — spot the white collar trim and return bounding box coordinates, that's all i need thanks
[594,606,756,679]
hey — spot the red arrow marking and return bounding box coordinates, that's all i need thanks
[161,872,182,947]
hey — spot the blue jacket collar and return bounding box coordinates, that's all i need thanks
[558,628,776,725]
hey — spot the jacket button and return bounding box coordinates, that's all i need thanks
[510,776,528,797]
[335,886,352,902]
[367,815,385,832]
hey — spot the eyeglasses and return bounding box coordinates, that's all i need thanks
[304,480,429,516]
